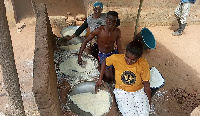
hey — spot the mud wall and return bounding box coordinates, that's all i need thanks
[4,0,17,27]
[32,3,61,116]
[5,0,200,27]
[83,0,200,26]
[11,0,33,22]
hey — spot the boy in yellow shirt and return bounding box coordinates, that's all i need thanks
[96,40,151,116]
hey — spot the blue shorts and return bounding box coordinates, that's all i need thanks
[98,49,118,67]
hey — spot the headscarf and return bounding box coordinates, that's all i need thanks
[93,1,103,9]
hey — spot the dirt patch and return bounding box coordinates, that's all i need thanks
[170,88,200,113]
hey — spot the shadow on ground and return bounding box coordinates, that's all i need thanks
[143,41,200,116]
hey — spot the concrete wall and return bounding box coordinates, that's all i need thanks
[83,0,200,26]
[32,3,61,116]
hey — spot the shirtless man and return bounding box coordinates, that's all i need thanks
[78,11,123,83]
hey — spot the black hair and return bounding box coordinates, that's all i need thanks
[107,11,120,27]
[126,40,144,58]
[107,11,118,19]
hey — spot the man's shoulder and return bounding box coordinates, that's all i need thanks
[114,28,121,36]
[97,25,105,30]
[98,25,105,29]
[91,26,104,34]
[95,25,105,31]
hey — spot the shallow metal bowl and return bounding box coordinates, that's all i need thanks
[57,36,83,46]
[60,26,87,37]
[68,81,112,116]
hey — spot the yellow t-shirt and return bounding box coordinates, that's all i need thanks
[106,54,150,92]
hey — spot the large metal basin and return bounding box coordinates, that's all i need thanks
[60,26,87,37]
[58,26,87,46]
[68,81,112,116]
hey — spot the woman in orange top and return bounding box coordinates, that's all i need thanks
[96,40,151,116]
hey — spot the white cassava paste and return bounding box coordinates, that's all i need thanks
[70,90,110,116]
[59,55,99,86]
[150,67,165,88]
[60,43,81,51]
[62,30,75,37]
[62,30,85,37]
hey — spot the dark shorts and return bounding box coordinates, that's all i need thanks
[98,49,118,67]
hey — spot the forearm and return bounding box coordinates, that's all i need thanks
[143,81,151,105]
[74,19,88,36]
[69,34,76,40]
[116,36,124,54]
[68,20,88,41]
[99,60,106,81]
[78,40,87,58]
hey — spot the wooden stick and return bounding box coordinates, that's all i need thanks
[134,0,144,38]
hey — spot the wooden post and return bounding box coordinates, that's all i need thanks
[134,0,144,38]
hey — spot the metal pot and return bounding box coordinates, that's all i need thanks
[68,81,112,116]
[57,26,87,46]
[56,36,83,47]
[60,26,87,37]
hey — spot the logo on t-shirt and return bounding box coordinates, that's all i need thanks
[121,71,136,85]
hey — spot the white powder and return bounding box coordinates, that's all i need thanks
[67,37,83,44]
[58,53,100,87]
[70,90,111,116]
[150,67,165,88]
[63,30,74,36]
[0,112,5,116]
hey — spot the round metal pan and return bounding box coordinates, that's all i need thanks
[60,26,87,37]
[68,81,112,116]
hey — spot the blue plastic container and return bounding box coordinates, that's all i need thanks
[134,27,156,50]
